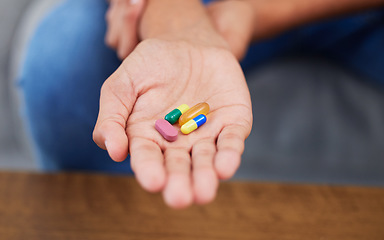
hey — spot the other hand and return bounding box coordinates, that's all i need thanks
[105,0,145,60]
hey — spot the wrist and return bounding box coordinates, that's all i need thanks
[139,0,206,38]
[207,0,255,60]
[138,0,229,50]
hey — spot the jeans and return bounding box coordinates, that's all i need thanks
[19,0,384,173]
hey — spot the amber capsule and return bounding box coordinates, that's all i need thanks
[179,102,210,126]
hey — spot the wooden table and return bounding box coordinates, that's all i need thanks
[0,171,383,240]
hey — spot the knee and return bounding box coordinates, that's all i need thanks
[20,0,117,86]
[18,0,121,153]
[19,0,120,121]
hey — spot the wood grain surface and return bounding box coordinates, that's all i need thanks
[0,171,383,240]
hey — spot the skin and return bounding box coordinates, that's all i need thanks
[95,0,252,208]
[98,0,384,208]
[245,0,384,41]
[105,0,146,60]
[105,0,384,60]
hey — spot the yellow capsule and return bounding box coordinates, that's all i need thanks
[181,114,207,134]
[179,102,210,126]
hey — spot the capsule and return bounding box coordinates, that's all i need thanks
[181,114,207,134]
[179,102,209,126]
[164,104,190,124]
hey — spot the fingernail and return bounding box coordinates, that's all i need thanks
[105,140,109,150]
[130,0,139,5]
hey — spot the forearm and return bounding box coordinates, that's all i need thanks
[247,0,384,41]
[139,0,227,48]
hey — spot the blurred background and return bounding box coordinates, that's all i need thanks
[0,0,383,185]
[0,0,34,169]
[0,0,60,170]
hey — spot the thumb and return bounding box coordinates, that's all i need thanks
[93,66,137,162]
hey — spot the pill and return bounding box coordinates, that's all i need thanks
[181,114,207,134]
[165,104,190,124]
[179,102,210,126]
[155,119,178,142]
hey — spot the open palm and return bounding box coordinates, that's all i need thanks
[93,38,252,208]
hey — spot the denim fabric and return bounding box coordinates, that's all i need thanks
[204,0,384,83]
[19,0,384,173]
[241,8,384,83]
[19,0,132,173]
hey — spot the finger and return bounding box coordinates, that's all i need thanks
[93,70,136,162]
[214,125,248,180]
[191,138,218,205]
[130,138,166,192]
[117,22,137,60]
[163,148,193,209]
[117,0,146,59]
[105,0,120,49]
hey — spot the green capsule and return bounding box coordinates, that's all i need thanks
[164,104,190,124]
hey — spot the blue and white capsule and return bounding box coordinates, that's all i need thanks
[181,114,207,134]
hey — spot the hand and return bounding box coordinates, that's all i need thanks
[93,37,253,209]
[105,0,145,60]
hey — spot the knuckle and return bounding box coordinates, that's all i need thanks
[172,156,189,165]
[194,147,214,158]
[222,131,242,142]
[92,129,100,143]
